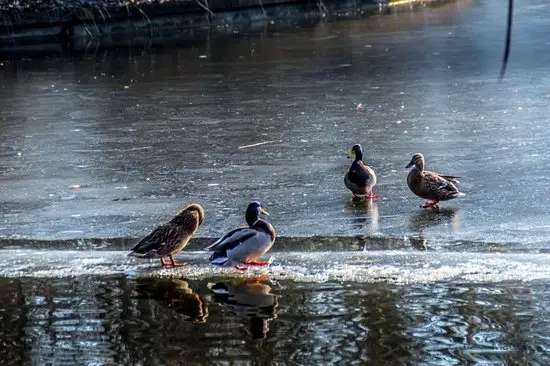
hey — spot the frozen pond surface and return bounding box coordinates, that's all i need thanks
[1,0,550,363]
[0,0,549,250]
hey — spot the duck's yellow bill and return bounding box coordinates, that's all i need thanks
[260,209,269,216]
[346,151,355,159]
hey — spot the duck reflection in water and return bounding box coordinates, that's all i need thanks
[135,278,208,323]
[408,208,459,250]
[208,276,279,340]
[345,198,379,232]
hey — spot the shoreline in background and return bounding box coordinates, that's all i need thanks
[0,0,453,52]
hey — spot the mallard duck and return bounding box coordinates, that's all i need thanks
[344,144,379,200]
[406,153,465,209]
[206,202,276,271]
[129,203,204,267]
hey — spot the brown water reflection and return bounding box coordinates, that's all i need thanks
[0,276,549,364]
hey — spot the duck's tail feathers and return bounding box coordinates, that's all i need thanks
[205,242,218,250]
[453,192,466,198]
[128,250,156,259]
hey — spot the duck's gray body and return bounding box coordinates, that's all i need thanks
[207,222,276,266]
[207,202,276,267]
[344,144,377,197]
[344,163,377,196]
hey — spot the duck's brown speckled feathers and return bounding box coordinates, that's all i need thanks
[130,203,204,266]
[406,153,465,208]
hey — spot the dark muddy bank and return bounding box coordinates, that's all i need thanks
[0,0,452,50]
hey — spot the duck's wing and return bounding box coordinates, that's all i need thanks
[224,230,273,263]
[423,171,463,198]
[131,223,186,257]
[348,161,376,187]
[206,227,256,252]
[438,174,461,184]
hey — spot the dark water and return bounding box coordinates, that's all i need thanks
[1,276,549,365]
[2,0,550,364]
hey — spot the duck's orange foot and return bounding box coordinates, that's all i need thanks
[234,265,248,271]
[421,200,439,209]
[243,260,270,266]
[160,255,186,267]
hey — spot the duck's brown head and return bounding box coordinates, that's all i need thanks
[406,153,425,171]
[176,203,205,226]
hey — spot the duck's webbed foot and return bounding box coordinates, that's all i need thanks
[366,192,380,200]
[421,200,440,209]
[160,255,186,267]
[234,265,248,271]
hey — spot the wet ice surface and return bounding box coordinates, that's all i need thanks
[2,249,550,285]
[0,0,549,251]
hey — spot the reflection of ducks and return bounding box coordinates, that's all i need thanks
[345,199,379,232]
[208,277,279,340]
[129,203,205,267]
[344,144,379,200]
[135,278,208,323]
[406,153,465,209]
[410,236,429,251]
[409,207,459,232]
[408,208,459,251]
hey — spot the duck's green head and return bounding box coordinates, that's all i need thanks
[246,201,269,226]
[346,144,363,160]
[406,153,425,171]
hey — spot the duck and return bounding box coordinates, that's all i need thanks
[344,144,379,200]
[206,202,276,271]
[406,153,465,209]
[128,203,204,267]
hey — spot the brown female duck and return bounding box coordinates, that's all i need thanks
[129,203,204,267]
[344,144,379,200]
[406,153,465,209]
